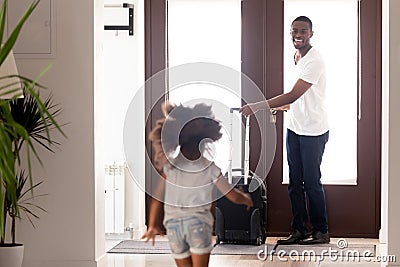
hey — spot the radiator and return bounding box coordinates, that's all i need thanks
[105,164,125,234]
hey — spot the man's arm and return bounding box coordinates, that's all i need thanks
[267,79,312,108]
[240,79,312,116]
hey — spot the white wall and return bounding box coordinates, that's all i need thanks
[15,0,105,266]
[123,0,146,237]
[381,0,389,246]
[95,0,106,264]
[385,0,400,265]
[13,0,146,265]
[103,0,145,235]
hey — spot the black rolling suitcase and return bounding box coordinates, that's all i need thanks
[215,109,267,245]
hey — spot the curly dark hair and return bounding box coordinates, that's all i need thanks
[148,101,223,171]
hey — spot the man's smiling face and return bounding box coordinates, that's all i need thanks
[290,20,313,50]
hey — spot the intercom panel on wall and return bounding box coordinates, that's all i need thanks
[7,0,56,58]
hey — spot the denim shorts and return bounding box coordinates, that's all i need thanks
[164,216,213,259]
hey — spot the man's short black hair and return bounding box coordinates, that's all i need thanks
[292,16,313,30]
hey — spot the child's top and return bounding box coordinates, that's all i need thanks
[163,153,221,227]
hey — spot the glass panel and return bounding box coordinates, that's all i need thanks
[167,0,242,172]
[283,0,358,184]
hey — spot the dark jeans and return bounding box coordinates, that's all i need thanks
[286,129,329,234]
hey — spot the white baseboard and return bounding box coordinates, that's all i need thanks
[23,260,98,267]
[22,254,108,267]
[379,228,388,244]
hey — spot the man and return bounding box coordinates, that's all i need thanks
[240,16,330,245]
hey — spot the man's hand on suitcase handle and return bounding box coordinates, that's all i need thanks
[239,102,288,118]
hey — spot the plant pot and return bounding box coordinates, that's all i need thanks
[0,244,24,267]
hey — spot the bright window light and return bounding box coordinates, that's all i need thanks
[167,0,242,172]
[283,0,358,185]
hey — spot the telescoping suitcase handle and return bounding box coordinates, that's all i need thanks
[228,108,250,185]
[225,168,267,196]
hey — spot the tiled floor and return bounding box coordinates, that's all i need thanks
[105,236,389,267]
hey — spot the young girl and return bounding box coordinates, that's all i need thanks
[142,102,253,267]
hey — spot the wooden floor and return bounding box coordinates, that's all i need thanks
[105,236,387,267]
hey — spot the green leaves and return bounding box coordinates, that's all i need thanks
[15,171,48,228]
[0,0,66,245]
[0,0,40,66]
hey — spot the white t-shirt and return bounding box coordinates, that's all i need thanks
[287,47,329,136]
[163,154,221,226]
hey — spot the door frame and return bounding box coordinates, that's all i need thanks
[144,0,166,232]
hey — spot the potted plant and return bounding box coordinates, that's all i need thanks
[0,0,65,266]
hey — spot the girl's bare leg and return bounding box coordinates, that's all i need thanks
[191,253,210,267]
[175,256,193,267]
